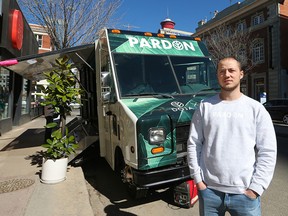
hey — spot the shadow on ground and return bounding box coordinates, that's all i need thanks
[80,143,183,215]
[1,128,45,151]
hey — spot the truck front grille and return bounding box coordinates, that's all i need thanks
[175,124,190,155]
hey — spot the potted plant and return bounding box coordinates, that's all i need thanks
[40,56,81,184]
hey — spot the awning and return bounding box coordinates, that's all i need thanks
[4,43,95,80]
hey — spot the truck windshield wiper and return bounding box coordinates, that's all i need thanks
[125,93,174,99]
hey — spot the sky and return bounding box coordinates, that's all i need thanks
[114,0,244,33]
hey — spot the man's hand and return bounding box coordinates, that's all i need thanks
[196,181,207,190]
[245,189,259,199]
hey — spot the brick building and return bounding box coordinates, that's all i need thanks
[29,24,52,54]
[194,0,288,101]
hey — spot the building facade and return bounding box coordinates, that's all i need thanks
[29,24,52,54]
[194,0,288,101]
[29,24,52,115]
[0,0,38,135]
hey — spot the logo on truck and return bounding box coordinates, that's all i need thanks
[171,101,184,108]
[109,32,205,57]
[171,101,194,112]
[128,37,196,51]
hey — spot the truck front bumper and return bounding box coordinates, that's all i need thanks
[132,164,191,188]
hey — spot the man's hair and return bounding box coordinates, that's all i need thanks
[218,56,243,71]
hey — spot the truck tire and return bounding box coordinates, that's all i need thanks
[283,114,288,125]
[114,147,125,175]
[114,147,148,199]
[127,183,148,199]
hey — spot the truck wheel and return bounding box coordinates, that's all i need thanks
[114,148,148,199]
[127,183,148,199]
[283,114,288,124]
[114,148,125,176]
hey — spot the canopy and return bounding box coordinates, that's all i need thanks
[4,43,95,80]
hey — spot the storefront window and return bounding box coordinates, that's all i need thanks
[240,79,247,95]
[0,68,11,119]
[254,78,265,102]
[31,81,43,108]
[21,78,29,114]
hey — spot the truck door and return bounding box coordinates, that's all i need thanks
[100,71,114,166]
[96,36,115,167]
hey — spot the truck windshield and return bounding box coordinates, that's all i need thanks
[114,54,219,97]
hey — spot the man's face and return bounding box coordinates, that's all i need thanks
[217,58,244,92]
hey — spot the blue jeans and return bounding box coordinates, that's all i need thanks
[198,187,261,216]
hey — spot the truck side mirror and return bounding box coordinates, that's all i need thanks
[101,71,111,102]
[101,71,111,86]
[101,88,111,102]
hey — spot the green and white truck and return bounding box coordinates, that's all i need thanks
[5,28,219,198]
[93,29,218,197]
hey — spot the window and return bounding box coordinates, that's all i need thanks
[240,80,247,95]
[239,47,246,57]
[210,33,218,42]
[237,21,246,31]
[21,78,29,114]
[238,46,247,65]
[0,68,11,119]
[252,13,264,26]
[35,34,43,48]
[252,39,264,63]
[225,26,231,37]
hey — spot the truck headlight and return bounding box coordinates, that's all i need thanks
[149,128,166,144]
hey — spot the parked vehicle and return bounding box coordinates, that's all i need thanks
[70,102,80,109]
[93,29,219,198]
[6,28,219,198]
[263,99,288,124]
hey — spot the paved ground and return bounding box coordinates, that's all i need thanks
[0,113,94,216]
[81,123,288,216]
[1,114,287,216]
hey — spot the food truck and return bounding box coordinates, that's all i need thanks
[5,29,219,199]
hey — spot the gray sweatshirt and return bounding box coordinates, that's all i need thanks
[187,94,277,196]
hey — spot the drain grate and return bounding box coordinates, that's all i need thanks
[0,178,35,194]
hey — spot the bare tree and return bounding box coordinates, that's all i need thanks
[202,23,256,72]
[18,0,121,50]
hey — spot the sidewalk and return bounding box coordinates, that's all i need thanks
[0,114,94,216]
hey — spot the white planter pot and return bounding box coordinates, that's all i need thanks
[41,157,68,184]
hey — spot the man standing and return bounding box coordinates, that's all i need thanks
[187,57,277,215]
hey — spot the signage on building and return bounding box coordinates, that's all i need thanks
[11,9,24,50]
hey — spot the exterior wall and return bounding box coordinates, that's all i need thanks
[194,0,287,101]
[279,0,288,14]
[0,0,38,135]
[29,24,52,53]
[40,35,52,53]
[279,2,288,69]
[279,1,288,97]
[268,22,280,99]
